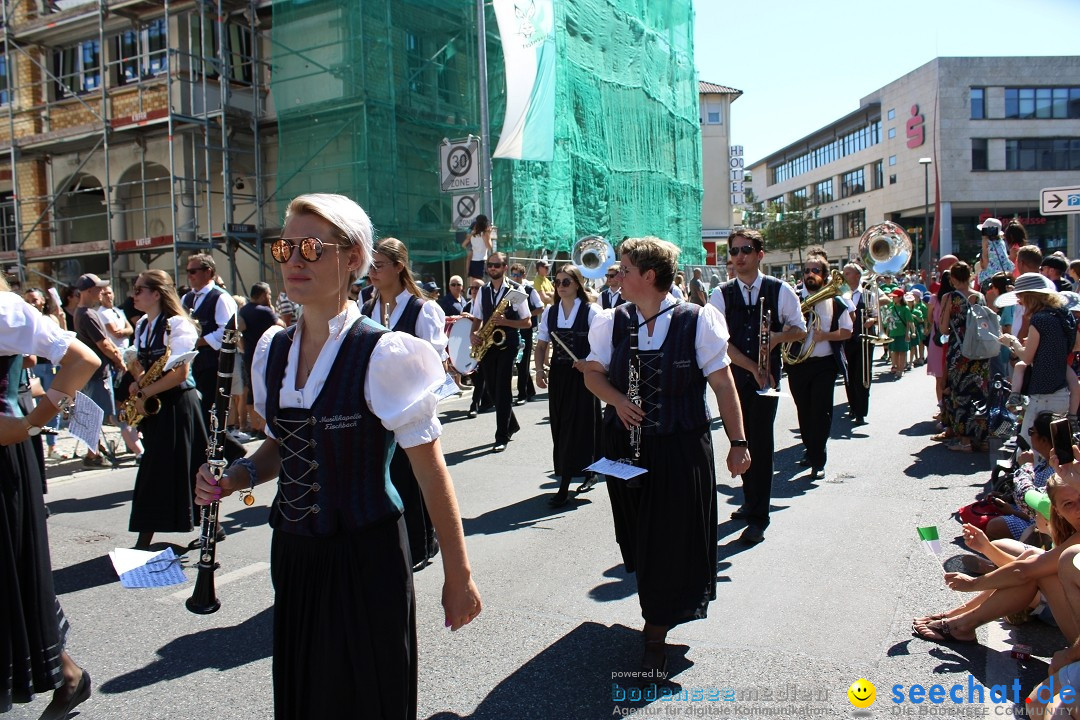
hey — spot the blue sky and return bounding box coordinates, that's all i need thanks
[693,0,1080,164]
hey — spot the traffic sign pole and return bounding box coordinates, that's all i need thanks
[476,0,494,220]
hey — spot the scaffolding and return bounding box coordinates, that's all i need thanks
[0,0,274,293]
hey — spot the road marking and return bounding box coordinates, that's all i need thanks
[159,561,270,604]
[983,620,1020,711]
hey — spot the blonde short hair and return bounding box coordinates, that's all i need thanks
[285,193,374,281]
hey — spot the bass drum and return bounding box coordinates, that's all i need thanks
[447,317,478,375]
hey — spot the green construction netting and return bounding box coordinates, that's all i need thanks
[271,0,702,265]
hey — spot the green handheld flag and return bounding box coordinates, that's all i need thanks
[917,526,942,557]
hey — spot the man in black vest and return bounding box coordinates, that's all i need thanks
[600,264,625,309]
[710,229,806,545]
[182,252,239,423]
[787,248,852,482]
[842,262,874,425]
[470,252,532,452]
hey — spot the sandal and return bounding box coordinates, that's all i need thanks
[948,441,974,453]
[912,618,975,644]
[931,431,956,442]
[641,640,668,676]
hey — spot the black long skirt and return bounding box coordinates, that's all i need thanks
[389,446,438,567]
[604,419,717,628]
[0,437,69,712]
[129,386,208,533]
[547,364,600,478]
[271,515,417,720]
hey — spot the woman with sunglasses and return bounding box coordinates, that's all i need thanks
[194,193,480,719]
[0,275,98,720]
[361,236,448,570]
[126,270,206,550]
[534,264,601,506]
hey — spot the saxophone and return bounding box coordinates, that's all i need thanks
[470,288,519,363]
[118,345,170,427]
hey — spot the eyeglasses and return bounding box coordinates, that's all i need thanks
[555,278,575,288]
[804,267,825,275]
[186,266,208,275]
[510,272,524,278]
[450,282,463,287]
[271,237,341,264]
[486,262,504,268]
[729,245,756,257]
[606,273,619,279]
[133,285,150,295]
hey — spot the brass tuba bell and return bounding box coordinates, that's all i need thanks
[858,221,912,277]
[572,235,616,279]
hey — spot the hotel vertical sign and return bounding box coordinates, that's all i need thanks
[730,145,744,206]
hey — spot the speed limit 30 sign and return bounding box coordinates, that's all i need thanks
[440,137,480,193]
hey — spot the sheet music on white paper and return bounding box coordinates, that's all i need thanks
[68,391,104,450]
[164,350,198,372]
[431,373,462,403]
[586,457,647,481]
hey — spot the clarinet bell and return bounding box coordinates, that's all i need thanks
[185,566,221,615]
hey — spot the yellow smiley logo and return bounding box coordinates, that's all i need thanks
[848,678,876,708]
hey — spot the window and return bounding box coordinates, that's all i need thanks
[436,38,461,106]
[888,155,896,166]
[889,174,897,185]
[190,16,253,84]
[792,187,807,204]
[116,18,168,85]
[703,100,723,124]
[54,40,101,97]
[1005,138,1080,171]
[971,138,988,171]
[1005,87,1080,119]
[813,179,832,205]
[0,56,8,106]
[768,119,882,185]
[406,31,426,96]
[844,209,866,238]
[840,167,864,198]
[970,87,985,119]
[814,217,834,243]
[887,127,896,139]
[0,192,13,253]
[887,108,896,121]
[873,160,883,190]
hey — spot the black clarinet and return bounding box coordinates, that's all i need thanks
[186,315,238,615]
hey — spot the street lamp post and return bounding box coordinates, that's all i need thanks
[918,157,932,280]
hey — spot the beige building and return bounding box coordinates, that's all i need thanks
[699,80,741,266]
[747,56,1080,278]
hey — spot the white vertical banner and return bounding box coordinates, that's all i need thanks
[492,0,556,161]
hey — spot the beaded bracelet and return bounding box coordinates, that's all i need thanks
[229,457,259,506]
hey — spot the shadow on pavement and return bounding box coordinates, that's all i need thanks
[99,607,273,693]
[462,493,593,536]
[47,489,130,516]
[427,622,692,720]
[588,564,636,602]
[220,503,271,532]
[904,442,992,480]
[53,554,117,595]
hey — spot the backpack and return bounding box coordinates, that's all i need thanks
[961,301,1001,360]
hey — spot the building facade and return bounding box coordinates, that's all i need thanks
[699,80,741,267]
[747,56,1080,277]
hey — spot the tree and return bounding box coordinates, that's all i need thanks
[762,194,814,268]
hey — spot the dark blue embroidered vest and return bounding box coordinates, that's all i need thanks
[361,294,423,334]
[183,285,223,373]
[601,288,625,310]
[546,302,591,367]
[606,303,707,435]
[0,354,24,417]
[481,281,523,351]
[264,317,401,536]
[721,276,784,390]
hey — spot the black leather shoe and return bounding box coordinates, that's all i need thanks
[730,506,750,520]
[467,408,477,418]
[810,468,826,480]
[576,475,598,493]
[38,668,91,720]
[796,457,811,467]
[851,417,866,426]
[492,443,507,453]
[739,525,766,545]
[547,493,568,507]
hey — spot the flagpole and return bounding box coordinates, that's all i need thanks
[476,0,494,219]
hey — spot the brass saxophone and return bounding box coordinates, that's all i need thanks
[470,288,517,363]
[118,345,170,427]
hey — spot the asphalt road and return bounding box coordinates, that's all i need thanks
[9,357,1063,719]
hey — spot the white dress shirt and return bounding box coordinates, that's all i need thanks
[800,288,854,359]
[188,282,238,351]
[537,298,600,342]
[251,302,443,449]
[586,295,732,376]
[0,293,73,364]
[708,271,807,333]
[376,289,449,356]
[134,314,199,356]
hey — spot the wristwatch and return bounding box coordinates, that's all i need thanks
[730,439,748,447]
[23,418,42,437]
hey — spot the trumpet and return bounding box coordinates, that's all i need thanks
[755,304,783,396]
[780,270,846,365]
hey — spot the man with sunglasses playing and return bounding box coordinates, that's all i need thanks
[710,230,806,545]
[600,265,626,309]
[787,247,852,482]
[470,252,532,452]
[182,252,238,424]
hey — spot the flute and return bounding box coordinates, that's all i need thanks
[186,315,238,615]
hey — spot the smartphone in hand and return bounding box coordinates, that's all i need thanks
[1050,417,1075,464]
